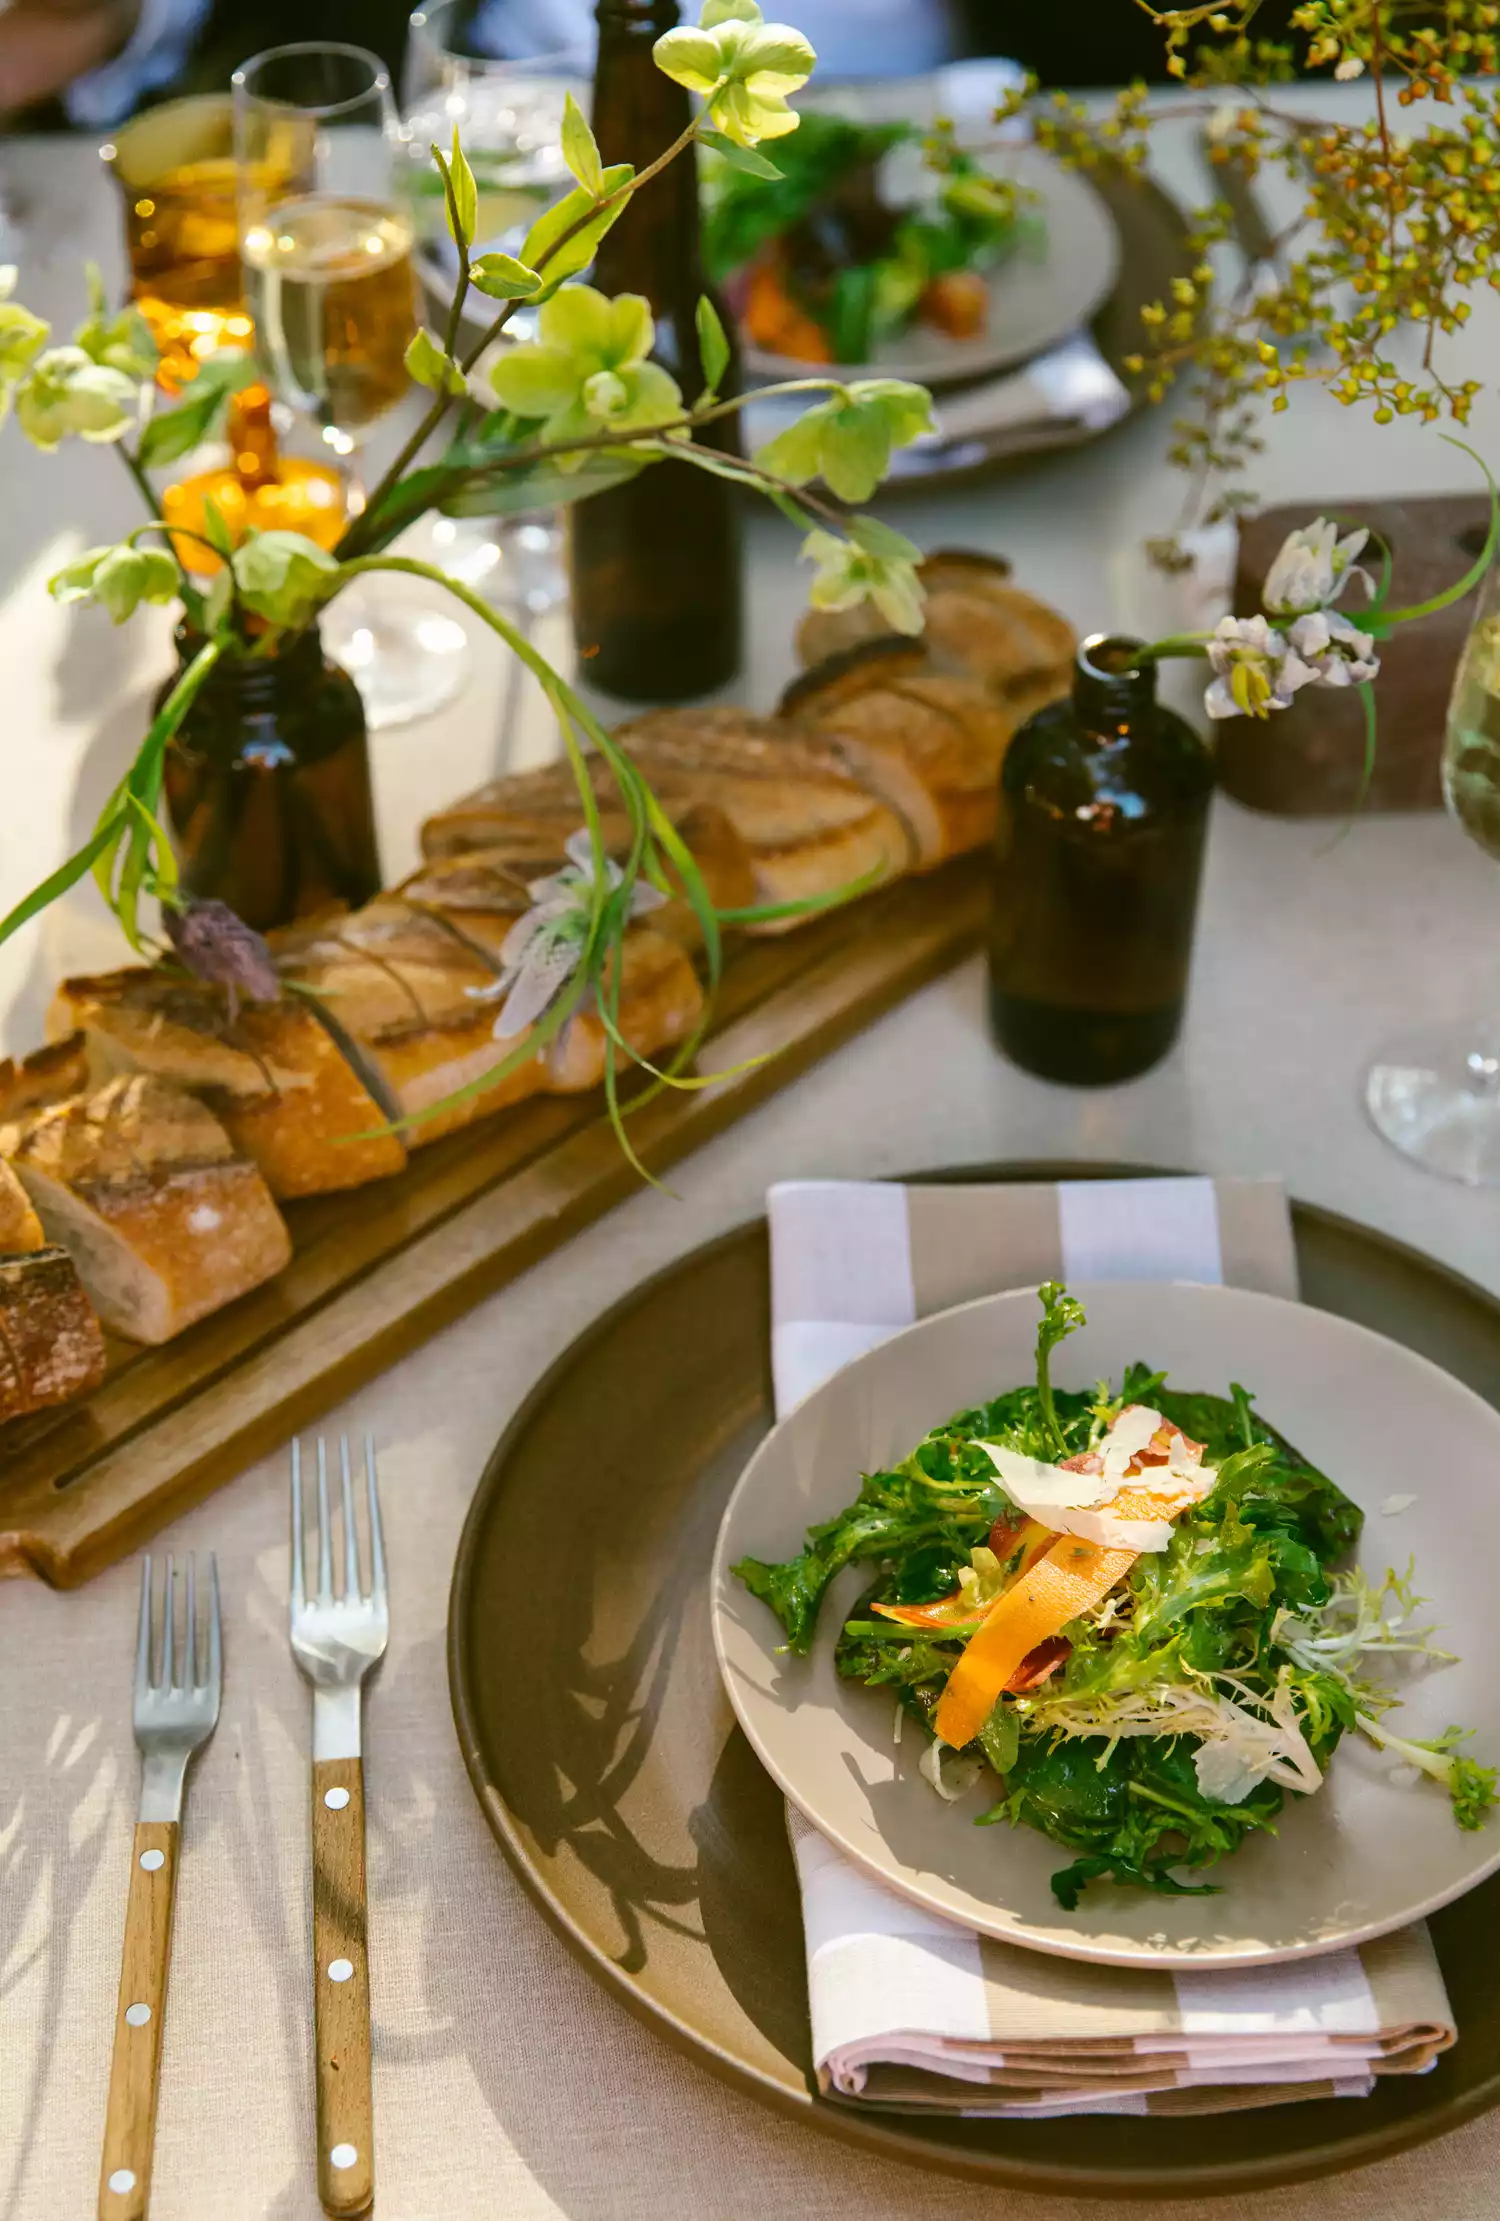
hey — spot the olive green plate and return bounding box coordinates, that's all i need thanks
[448,1164,1500,2199]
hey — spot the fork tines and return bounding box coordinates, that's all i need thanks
[289,1433,386,1612]
[135,1551,222,1707]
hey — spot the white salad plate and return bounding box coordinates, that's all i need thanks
[711,1280,1500,1969]
[742,144,1121,391]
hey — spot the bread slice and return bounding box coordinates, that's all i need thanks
[0,1246,107,1422]
[795,547,1075,725]
[48,968,407,1198]
[5,1075,292,1345]
[402,800,757,957]
[544,927,706,1094]
[0,1034,90,1123]
[272,904,548,1146]
[782,639,1012,868]
[0,1158,44,1253]
[615,707,913,931]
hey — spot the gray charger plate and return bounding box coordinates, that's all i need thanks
[449,1162,1500,2199]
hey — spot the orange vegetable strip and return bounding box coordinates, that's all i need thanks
[933,1537,1138,1749]
[868,1519,1055,1630]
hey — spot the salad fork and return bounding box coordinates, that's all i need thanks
[100,1553,221,2221]
[289,1435,387,2220]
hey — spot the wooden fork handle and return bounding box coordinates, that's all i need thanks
[98,1822,178,2221]
[311,1757,374,2218]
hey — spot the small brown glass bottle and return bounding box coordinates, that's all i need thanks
[570,0,744,701]
[160,624,381,933]
[988,635,1214,1085]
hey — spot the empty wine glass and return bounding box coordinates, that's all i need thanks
[232,41,469,729]
[1366,564,1500,1183]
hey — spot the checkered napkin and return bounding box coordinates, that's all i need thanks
[768,1175,1456,2118]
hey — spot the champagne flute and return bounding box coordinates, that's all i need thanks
[233,41,469,730]
[400,1,576,766]
[1366,564,1500,1183]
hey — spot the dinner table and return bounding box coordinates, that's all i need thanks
[3,80,1500,2221]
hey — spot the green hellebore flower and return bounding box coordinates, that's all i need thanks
[50,541,181,624]
[756,378,934,503]
[801,529,925,635]
[483,285,682,468]
[13,345,140,450]
[230,529,340,627]
[0,267,49,419]
[653,1,816,150]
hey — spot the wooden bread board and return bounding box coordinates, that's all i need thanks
[0,857,989,1587]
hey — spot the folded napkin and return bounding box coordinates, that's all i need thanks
[768,1174,1456,2117]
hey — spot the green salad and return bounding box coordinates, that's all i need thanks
[735,1285,1496,1908]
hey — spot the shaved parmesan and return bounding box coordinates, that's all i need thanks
[1100,1403,1162,1480]
[978,1443,1117,1510]
[1380,1494,1417,1516]
[978,1407,1217,1558]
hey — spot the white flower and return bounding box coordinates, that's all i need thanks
[1288,608,1381,689]
[1334,54,1365,79]
[1262,517,1373,617]
[1203,612,1320,720]
[468,827,667,1038]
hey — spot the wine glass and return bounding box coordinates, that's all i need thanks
[232,41,469,730]
[400,1,578,765]
[1366,566,1500,1183]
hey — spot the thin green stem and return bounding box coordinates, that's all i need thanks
[117,442,159,521]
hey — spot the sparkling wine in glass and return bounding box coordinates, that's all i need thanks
[1366,565,1500,1183]
[233,41,469,729]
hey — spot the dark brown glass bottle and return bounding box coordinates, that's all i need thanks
[571,0,744,700]
[160,624,381,932]
[988,636,1214,1084]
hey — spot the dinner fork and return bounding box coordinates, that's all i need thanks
[99,1554,221,2221]
[289,1436,387,2220]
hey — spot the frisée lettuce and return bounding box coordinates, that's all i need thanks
[733,1284,1496,1907]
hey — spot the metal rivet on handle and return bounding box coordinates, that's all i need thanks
[324,1786,350,1810]
[125,2003,151,2027]
[329,2144,358,2170]
[139,1848,164,1871]
[327,1958,354,1983]
[107,2170,136,2195]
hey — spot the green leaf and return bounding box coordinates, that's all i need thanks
[200,496,235,561]
[753,406,827,485]
[0,815,121,947]
[521,164,633,297]
[447,126,478,248]
[698,127,783,180]
[469,251,544,301]
[847,513,922,563]
[439,449,648,519]
[695,294,730,396]
[560,90,605,197]
[404,326,467,395]
[137,352,257,468]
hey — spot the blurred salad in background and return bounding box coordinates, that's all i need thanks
[702,111,1044,366]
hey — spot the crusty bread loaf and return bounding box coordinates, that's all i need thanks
[0,1034,90,1123]
[796,547,1075,726]
[0,1245,107,1422]
[614,707,913,930]
[48,969,407,1198]
[0,1158,44,1253]
[403,800,757,956]
[544,928,706,1094]
[5,1075,292,1345]
[272,905,548,1146]
[782,639,1013,868]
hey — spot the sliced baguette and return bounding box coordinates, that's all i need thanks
[0,1158,44,1253]
[782,639,1012,868]
[0,1034,90,1123]
[543,927,706,1095]
[5,1075,292,1345]
[614,707,913,930]
[48,969,407,1197]
[0,1246,107,1422]
[272,905,548,1146]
